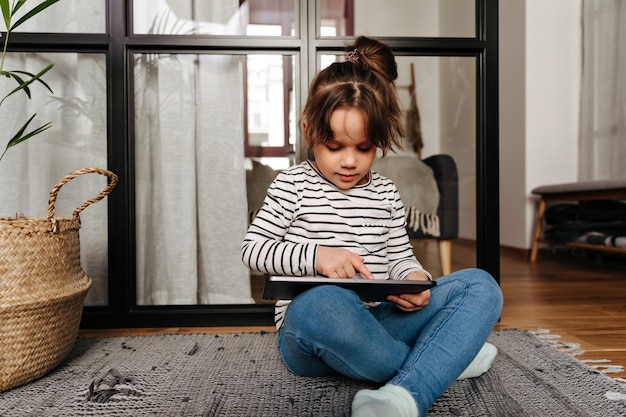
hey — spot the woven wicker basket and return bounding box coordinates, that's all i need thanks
[0,167,118,392]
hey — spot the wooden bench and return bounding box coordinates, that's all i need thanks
[530,179,626,262]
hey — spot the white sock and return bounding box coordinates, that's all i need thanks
[352,384,419,417]
[457,342,498,380]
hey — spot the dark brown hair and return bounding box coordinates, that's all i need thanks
[301,36,404,156]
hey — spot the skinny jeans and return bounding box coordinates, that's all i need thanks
[277,268,503,416]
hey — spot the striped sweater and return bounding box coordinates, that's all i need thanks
[241,160,430,329]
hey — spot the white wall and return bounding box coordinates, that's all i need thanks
[499,0,582,249]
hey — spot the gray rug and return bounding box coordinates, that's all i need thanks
[1,330,625,416]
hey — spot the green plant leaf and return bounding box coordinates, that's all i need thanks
[0,0,60,163]
[10,0,26,16]
[0,0,10,31]
[11,68,54,92]
[1,70,30,98]
[0,113,51,161]
[11,0,60,31]
[0,64,53,106]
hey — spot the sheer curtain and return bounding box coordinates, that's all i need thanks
[134,1,253,305]
[579,0,626,180]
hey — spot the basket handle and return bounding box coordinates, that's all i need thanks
[47,167,119,223]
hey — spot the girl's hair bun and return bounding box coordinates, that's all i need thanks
[348,36,398,83]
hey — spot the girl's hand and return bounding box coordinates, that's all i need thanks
[316,246,374,279]
[387,271,431,312]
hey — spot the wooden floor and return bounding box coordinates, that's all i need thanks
[494,244,626,381]
[79,240,626,380]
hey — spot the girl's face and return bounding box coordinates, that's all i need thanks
[310,107,377,190]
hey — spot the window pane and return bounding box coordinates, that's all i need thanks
[397,55,477,274]
[319,0,475,38]
[245,55,296,161]
[0,53,109,304]
[12,1,106,33]
[134,52,296,305]
[398,55,477,274]
[133,0,296,36]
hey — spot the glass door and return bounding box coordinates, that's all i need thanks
[68,0,498,328]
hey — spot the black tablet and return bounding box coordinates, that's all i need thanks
[262,276,436,302]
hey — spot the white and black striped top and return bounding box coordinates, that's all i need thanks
[241,160,430,329]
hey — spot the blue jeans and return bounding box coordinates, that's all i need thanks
[277,268,503,416]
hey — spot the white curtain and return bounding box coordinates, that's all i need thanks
[134,1,253,305]
[579,0,626,180]
[15,1,105,33]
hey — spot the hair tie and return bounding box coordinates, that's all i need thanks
[346,48,359,64]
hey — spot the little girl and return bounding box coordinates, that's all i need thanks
[242,36,503,417]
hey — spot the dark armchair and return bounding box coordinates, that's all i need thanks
[406,154,459,275]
